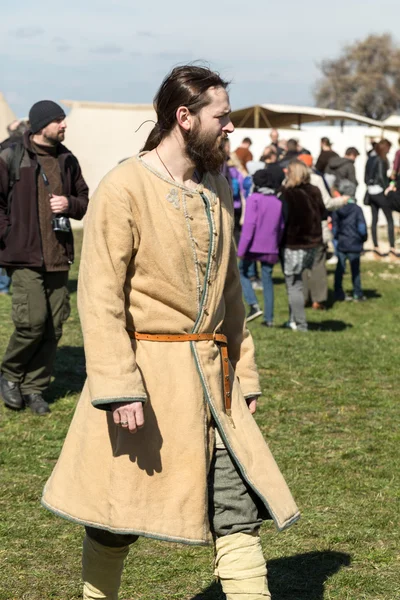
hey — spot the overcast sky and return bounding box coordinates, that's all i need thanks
[1,0,400,117]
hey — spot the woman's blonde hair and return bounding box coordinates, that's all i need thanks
[285,159,310,188]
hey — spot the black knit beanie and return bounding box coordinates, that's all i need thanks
[253,166,284,192]
[29,100,66,134]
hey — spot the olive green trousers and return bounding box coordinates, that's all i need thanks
[1,268,70,393]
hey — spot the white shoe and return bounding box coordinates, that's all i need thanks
[251,279,263,290]
[326,255,338,265]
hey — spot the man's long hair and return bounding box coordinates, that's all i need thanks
[142,65,229,151]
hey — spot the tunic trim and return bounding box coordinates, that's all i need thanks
[40,498,209,546]
[136,153,207,193]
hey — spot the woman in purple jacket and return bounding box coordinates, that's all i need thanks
[237,168,285,326]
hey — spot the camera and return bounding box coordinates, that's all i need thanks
[52,216,71,233]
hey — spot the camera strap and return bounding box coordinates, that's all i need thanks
[35,154,71,231]
[35,156,53,196]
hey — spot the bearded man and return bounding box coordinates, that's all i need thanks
[0,100,89,415]
[42,66,299,599]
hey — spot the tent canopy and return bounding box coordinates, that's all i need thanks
[230,104,384,130]
[383,114,400,130]
[61,100,156,193]
[0,92,17,142]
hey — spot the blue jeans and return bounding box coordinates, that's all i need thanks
[0,269,10,293]
[240,259,274,323]
[334,252,362,299]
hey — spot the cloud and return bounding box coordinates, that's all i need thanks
[152,51,194,61]
[56,43,71,53]
[10,27,44,38]
[137,31,157,38]
[90,43,123,54]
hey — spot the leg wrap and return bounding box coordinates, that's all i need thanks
[214,532,271,599]
[82,534,130,600]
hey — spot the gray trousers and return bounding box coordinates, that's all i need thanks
[302,244,328,304]
[285,273,307,331]
[85,442,264,548]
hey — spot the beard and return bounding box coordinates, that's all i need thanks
[184,120,227,174]
[43,130,65,146]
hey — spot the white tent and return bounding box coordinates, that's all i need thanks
[62,100,156,195]
[0,93,17,142]
[383,115,400,131]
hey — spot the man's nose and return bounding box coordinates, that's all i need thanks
[223,119,234,134]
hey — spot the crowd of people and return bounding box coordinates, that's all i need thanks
[225,131,400,331]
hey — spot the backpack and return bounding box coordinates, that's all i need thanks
[231,176,240,198]
[3,142,25,215]
[242,176,252,199]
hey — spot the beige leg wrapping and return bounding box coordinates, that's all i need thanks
[214,532,271,599]
[82,535,130,600]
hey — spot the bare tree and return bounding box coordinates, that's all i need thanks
[315,34,400,120]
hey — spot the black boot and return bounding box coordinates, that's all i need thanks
[0,374,24,410]
[23,393,51,415]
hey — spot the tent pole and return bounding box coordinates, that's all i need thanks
[238,107,255,128]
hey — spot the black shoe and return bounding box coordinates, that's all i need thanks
[23,393,51,415]
[0,374,24,410]
[246,305,263,322]
[261,321,274,327]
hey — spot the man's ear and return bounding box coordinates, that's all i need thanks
[176,106,192,132]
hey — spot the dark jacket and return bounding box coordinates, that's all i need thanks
[364,155,390,189]
[0,132,89,268]
[325,156,357,186]
[279,150,299,169]
[315,149,338,173]
[332,203,367,253]
[281,183,325,249]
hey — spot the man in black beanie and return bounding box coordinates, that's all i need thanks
[0,100,89,415]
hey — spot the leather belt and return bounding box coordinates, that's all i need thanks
[130,332,231,416]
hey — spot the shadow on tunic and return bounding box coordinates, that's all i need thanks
[106,399,163,476]
[189,550,351,600]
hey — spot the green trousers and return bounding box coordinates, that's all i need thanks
[85,443,264,547]
[83,441,269,599]
[1,268,70,394]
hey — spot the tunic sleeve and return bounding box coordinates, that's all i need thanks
[223,237,262,399]
[78,176,147,410]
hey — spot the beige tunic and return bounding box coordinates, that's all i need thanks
[42,155,300,544]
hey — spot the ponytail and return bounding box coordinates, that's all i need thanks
[142,123,163,152]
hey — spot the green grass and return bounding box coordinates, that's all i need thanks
[1,231,399,600]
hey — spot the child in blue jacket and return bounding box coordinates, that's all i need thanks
[332,180,368,301]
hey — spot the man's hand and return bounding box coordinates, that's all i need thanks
[50,194,69,213]
[112,401,145,434]
[246,396,257,414]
